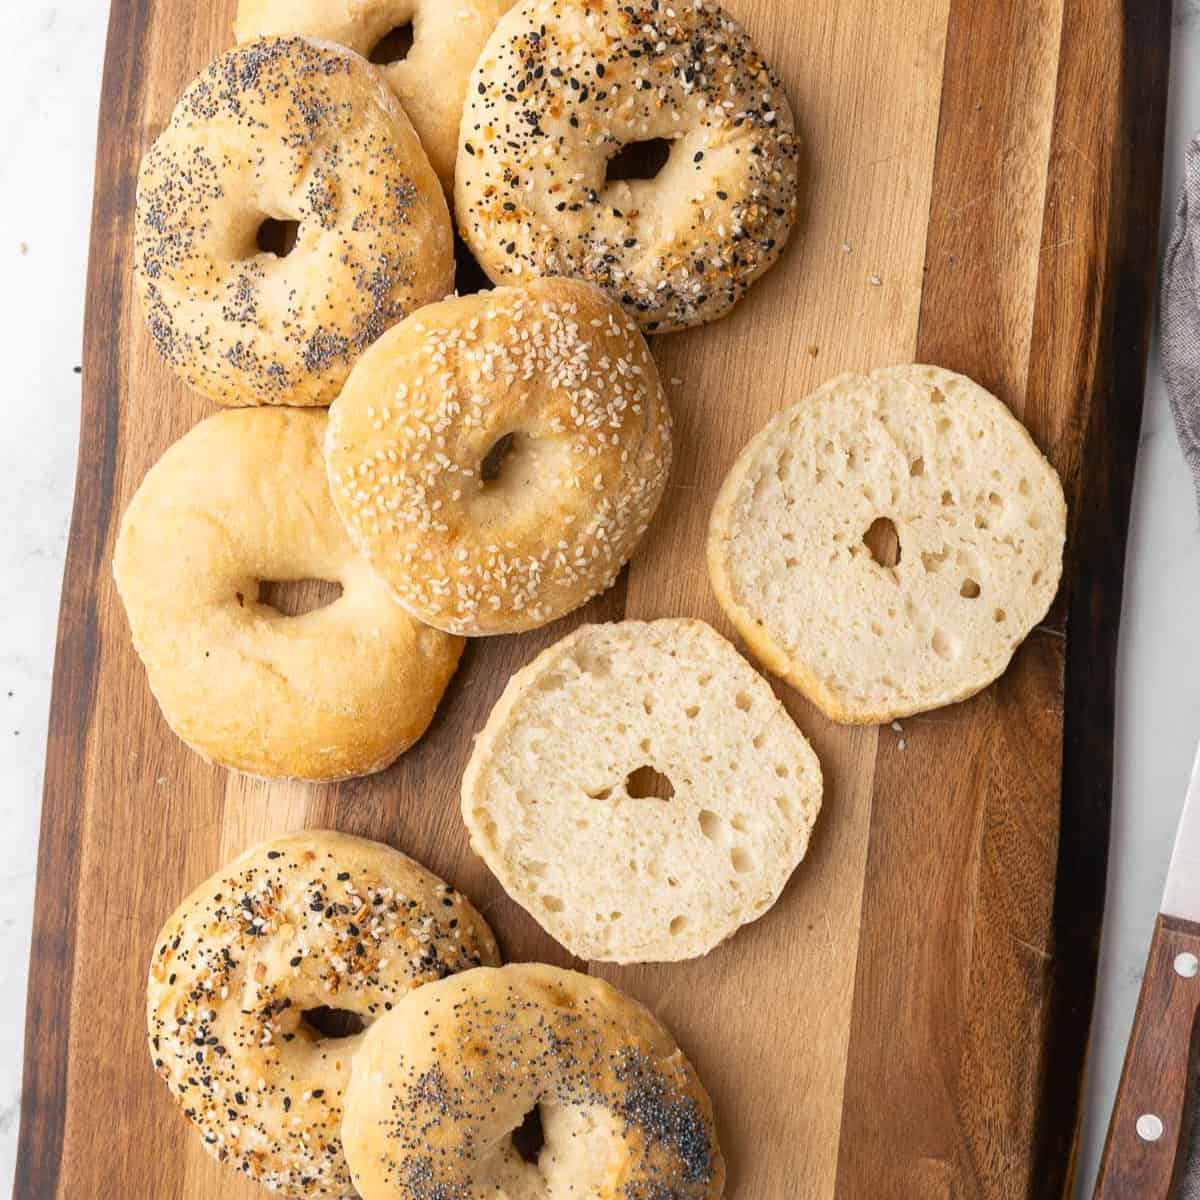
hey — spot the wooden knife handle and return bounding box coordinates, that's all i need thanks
[1095,914,1200,1198]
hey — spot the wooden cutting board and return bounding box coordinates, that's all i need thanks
[15,1,1172,1197]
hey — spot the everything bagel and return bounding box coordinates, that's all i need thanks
[456,0,800,332]
[146,831,500,1197]
[135,37,453,407]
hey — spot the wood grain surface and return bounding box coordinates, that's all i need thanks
[15,1,1171,1197]
[1095,915,1200,1198]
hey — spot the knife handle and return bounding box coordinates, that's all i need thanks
[1095,914,1200,1198]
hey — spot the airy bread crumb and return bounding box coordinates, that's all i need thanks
[462,619,822,963]
[707,364,1066,723]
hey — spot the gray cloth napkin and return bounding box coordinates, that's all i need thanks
[1164,136,1200,513]
[1166,135,1200,1200]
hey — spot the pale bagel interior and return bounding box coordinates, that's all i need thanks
[462,619,822,963]
[707,364,1067,723]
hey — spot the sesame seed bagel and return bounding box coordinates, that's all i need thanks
[707,365,1068,723]
[456,0,800,333]
[234,0,517,192]
[325,278,672,636]
[342,963,724,1199]
[134,37,453,407]
[113,408,463,780]
[147,830,501,1198]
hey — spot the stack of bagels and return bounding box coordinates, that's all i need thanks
[120,2,1067,1197]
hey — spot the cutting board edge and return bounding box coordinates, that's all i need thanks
[13,1,156,1195]
[1031,2,1174,1192]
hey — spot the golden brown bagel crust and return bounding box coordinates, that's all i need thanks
[147,830,501,1199]
[325,278,673,636]
[113,409,462,780]
[134,37,453,407]
[234,0,516,191]
[456,0,799,332]
[342,964,724,1199]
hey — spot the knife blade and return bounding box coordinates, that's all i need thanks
[1095,741,1200,1198]
[1163,745,1200,924]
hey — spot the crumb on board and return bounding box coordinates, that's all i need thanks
[868,274,883,287]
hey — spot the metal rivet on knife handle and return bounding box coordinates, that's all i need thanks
[1135,1113,1164,1143]
[1174,952,1199,978]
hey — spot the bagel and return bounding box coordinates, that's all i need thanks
[134,36,453,407]
[113,408,463,780]
[234,0,516,192]
[325,278,673,636]
[147,830,501,1198]
[456,0,800,332]
[342,963,724,1199]
[462,620,823,962]
[707,365,1067,723]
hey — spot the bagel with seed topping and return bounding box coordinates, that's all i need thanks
[134,36,453,407]
[325,277,673,636]
[146,830,500,1198]
[234,0,517,192]
[456,0,800,332]
[342,963,724,1199]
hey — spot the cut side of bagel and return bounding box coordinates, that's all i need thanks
[462,619,822,963]
[707,364,1067,723]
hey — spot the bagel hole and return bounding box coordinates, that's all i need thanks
[301,1007,365,1039]
[625,765,674,801]
[605,137,673,183]
[480,433,518,484]
[258,578,343,617]
[454,233,491,296]
[511,1105,545,1165]
[863,517,901,568]
[256,217,300,258]
[369,22,415,65]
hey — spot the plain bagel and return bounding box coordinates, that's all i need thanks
[456,0,800,332]
[325,278,673,636]
[234,0,517,191]
[147,830,500,1198]
[113,408,463,781]
[134,36,453,407]
[342,963,724,1199]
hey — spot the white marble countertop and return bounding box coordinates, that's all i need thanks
[1,1,1197,1194]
